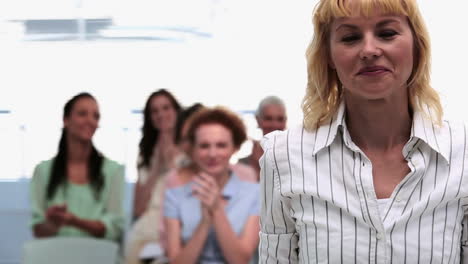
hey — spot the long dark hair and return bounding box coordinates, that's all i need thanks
[138,89,182,169]
[46,92,104,200]
[174,103,204,144]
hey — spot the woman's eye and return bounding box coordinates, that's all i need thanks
[379,30,398,40]
[163,104,174,112]
[217,143,228,148]
[198,143,210,149]
[341,34,360,43]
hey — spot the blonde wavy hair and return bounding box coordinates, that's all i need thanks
[302,0,443,131]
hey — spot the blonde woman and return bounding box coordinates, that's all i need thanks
[260,0,468,263]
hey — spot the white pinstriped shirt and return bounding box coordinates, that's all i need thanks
[259,103,468,264]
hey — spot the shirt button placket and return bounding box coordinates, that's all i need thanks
[376,232,383,240]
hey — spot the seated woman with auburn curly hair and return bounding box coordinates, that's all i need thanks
[164,107,259,264]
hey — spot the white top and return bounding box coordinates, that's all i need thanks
[259,102,468,264]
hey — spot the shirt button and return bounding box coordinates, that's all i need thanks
[396,198,402,203]
[376,233,383,240]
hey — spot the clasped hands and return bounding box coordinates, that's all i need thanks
[46,204,76,227]
[191,172,225,221]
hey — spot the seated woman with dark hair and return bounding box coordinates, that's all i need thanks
[133,89,183,221]
[125,102,203,264]
[30,92,125,242]
[164,107,260,264]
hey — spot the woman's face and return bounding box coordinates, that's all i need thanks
[191,123,236,177]
[64,97,100,143]
[329,13,414,102]
[149,95,177,132]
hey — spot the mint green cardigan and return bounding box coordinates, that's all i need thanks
[30,157,125,241]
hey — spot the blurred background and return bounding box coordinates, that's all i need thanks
[0,0,467,263]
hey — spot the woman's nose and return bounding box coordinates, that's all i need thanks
[86,114,98,125]
[359,34,382,60]
[207,147,218,157]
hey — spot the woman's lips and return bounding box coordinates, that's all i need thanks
[205,161,219,167]
[357,66,390,76]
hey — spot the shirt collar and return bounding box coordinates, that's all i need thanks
[312,102,346,155]
[312,101,450,164]
[410,111,450,164]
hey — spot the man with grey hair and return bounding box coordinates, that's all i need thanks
[239,95,287,179]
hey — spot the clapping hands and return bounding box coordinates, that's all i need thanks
[191,172,225,221]
[45,204,76,227]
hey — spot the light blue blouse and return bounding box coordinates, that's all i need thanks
[164,173,259,264]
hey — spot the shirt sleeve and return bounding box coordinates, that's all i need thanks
[462,209,468,263]
[164,187,180,219]
[462,195,468,264]
[462,128,468,264]
[30,163,48,228]
[258,134,299,264]
[101,163,125,241]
